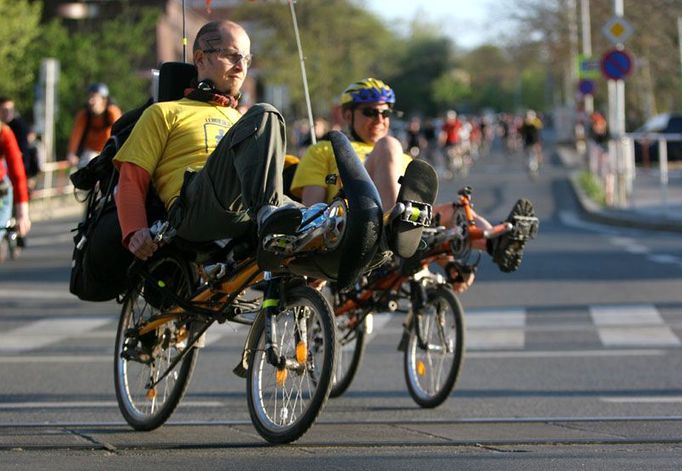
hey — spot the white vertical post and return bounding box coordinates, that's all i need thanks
[607,0,628,207]
[658,138,669,216]
[42,58,59,164]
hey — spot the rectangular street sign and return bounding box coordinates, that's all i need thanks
[577,54,600,80]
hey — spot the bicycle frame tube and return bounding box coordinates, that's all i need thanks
[137,259,263,336]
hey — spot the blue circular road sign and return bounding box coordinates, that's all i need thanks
[578,79,595,95]
[600,48,634,80]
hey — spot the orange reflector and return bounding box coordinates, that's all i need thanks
[146,388,157,400]
[296,341,307,364]
[276,368,288,386]
[416,360,426,377]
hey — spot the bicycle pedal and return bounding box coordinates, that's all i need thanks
[262,234,298,256]
[510,215,539,240]
[399,200,433,227]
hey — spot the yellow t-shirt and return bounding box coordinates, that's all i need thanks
[113,98,242,208]
[290,139,412,203]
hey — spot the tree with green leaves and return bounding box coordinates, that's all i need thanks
[233,0,396,118]
[0,1,159,157]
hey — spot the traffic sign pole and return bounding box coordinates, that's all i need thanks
[606,0,630,207]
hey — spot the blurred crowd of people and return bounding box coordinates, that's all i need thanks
[0,82,120,255]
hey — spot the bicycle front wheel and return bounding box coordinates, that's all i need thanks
[114,253,199,431]
[247,285,335,444]
[404,285,464,408]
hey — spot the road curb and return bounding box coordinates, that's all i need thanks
[568,171,682,233]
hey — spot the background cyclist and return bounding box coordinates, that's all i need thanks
[519,109,544,168]
[0,121,31,244]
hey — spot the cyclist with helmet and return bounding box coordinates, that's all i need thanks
[291,78,535,280]
[291,77,412,211]
[67,82,122,168]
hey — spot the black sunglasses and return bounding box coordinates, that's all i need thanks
[359,107,395,119]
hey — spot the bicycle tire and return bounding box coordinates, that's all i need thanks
[404,285,464,408]
[114,253,199,431]
[246,285,335,444]
[329,312,366,398]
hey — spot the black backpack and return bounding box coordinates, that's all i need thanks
[68,62,197,302]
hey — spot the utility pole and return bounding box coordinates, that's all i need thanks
[567,0,579,109]
[678,17,682,104]
[581,0,593,114]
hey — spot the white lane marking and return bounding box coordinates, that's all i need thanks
[0,349,668,364]
[647,254,681,264]
[623,245,650,254]
[608,236,650,254]
[590,305,680,347]
[558,211,620,234]
[601,396,682,404]
[467,349,666,359]
[0,401,224,410]
[0,355,112,363]
[0,289,76,300]
[0,318,113,353]
[465,308,526,349]
[609,237,635,246]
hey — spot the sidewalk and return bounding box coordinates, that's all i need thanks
[30,193,83,222]
[556,145,682,233]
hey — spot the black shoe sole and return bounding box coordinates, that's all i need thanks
[493,199,539,273]
[386,160,438,259]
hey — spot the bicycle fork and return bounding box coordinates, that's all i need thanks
[233,274,308,378]
[397,280,428,351]
[397,280,450,354]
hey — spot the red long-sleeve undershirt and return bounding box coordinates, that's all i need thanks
[115,162,151,249]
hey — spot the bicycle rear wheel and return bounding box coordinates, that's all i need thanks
[247,285,335,444]
[404,285,464,408]
[114,253,199,430]
[330,311,366,398]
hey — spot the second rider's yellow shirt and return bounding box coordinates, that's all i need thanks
[290,139,412,203]
[113,98,242,208]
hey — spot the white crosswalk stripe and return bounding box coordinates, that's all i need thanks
[1,303,680,355]
[0,318,113,353]
[590,304,681,347]
[465,308,526,350]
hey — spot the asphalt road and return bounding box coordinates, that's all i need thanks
[2,138,682,469]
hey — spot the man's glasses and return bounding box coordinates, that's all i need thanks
[203,49,253,67]
[359,107,400,119]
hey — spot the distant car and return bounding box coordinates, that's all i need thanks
[632,113,682,164]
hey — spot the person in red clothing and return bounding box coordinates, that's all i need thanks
[0,122,30,238]
[440,109,462,149]
[66,83,122,168]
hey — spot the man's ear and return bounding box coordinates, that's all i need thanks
[193,49,204,67]
[341,107,353,124]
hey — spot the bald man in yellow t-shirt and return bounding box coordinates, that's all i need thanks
[114,20,300,261]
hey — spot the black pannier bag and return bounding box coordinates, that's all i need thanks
[69,62,197,302]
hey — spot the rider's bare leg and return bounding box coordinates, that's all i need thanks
[364,136,403,211]
[433,203,490,251]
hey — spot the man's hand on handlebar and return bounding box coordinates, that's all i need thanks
[128,228,158,260]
